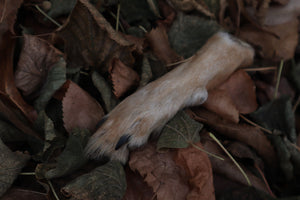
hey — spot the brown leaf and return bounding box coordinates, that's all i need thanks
[0,0,23,36]
[219,69,258,114]
[146,22,183,65]
[123,167,154,200]
[190,108,277,167]
[201,134,270,193]
[1,188,48,200]
[15,34,63,97]
[62,80,105,133]
[129,143,189,200]
[203,88,240,123]
[239,19,299,61]
[0,34,37,123]
[58,0,136,71]
[175,142,215,200]
[109,58,140,98]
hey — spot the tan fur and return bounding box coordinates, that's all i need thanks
[85,32,254,163]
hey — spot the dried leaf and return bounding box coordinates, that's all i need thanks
[191,108,277,166]
[129,143,189,200]
[146,22,183,65]
[218,186,276,200]
[168,12,220,58]
[58,0,136,71]
[62,81,105,133]
[0,0,23,35]
[15,34,63,97]
[37,129,90,179]
[239,19,299,61]
[175,142,215,200]
[0,139,30,196]
[62,161,127,200]
[139,56,153,87]
[109,58,140,98]
[157,110,202,150]
[203,89,240,123]
[219,70,257,114]
[1,188,48,200]
[0,119,25,142]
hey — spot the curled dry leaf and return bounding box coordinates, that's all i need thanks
[58,0,136,71]
[175,142,215,200]
[109,58,140,98]
[15,34,63,97]
[62,81,105,133]
[201,134,269,193]
[146,22,183,65]
[0,0,37,123]
[191,108,277,166]
[239,19,299,61]
[129,143,189,200]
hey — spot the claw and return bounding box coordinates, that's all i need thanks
[115,134,131,150]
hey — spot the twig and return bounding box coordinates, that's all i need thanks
[274,60,284,99]
[19,172,36,176]
[35,5,62,27]
[0,0,7,23]
[166,57,193,67]
[254,163,276,198]
[292,95,300,112]
[243,66,276,72]
[209,132,252,186]
[116,3,121,31]
[47,179,60,200]
[239,114,272,134]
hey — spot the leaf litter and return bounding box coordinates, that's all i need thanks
[1,0,300,199]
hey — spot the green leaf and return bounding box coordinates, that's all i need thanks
[157,110,203,150]
[34,111,65,162]
[168,12,220,58]
[36,128,90,179]
[48,0,77,18]
[250,96,296,143]
[34,58,66,112]
[62,161,127,200]
[92,71,118,112]
[0,139,30,196]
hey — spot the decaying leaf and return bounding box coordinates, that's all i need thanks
[157,110,202,150]
[109,58,140,98]
[15,34,63,97]
[0,139,30,196]
[191,108,277,166]
[1,188,48,200]
[47,0,77,18]
[36,128,90,179]
[175,142,215,200]
[168,12,220,58]
[58,0,136,71]
[239,19,299,61]
[62,81,105,133]
[62,161,127,200]
[146,22,183,65]
[129,143,189,200]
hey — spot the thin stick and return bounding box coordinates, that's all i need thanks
[254,163,276,198]
[209,132,252,186]
[274,60,284,99]
[35,5,62,27]
[166,57,193,67]
[47,179,60,200]
[292,95,300,112]
[138,25,148,33]
[165,125,224,160]
[0,0,7,23]
[239,114,272,134]
[19,172,36,176]
[243,66,276,72]
[116,3,121,31]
